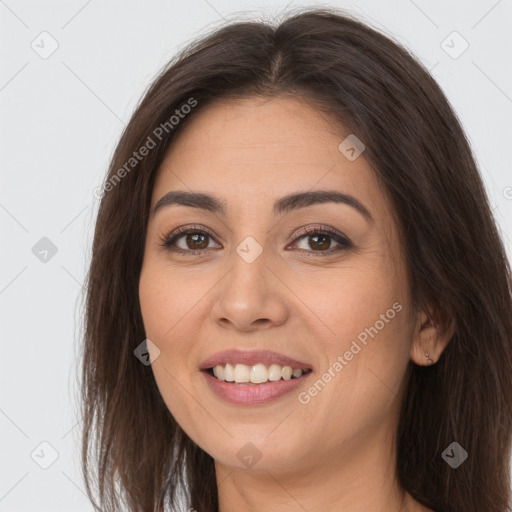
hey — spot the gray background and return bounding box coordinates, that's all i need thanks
[1,0,511,510]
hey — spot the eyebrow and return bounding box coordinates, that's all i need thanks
[152,189,373,223]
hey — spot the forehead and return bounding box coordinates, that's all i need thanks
[151,96,388,223]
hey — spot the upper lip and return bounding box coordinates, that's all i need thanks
[199,349,313,371]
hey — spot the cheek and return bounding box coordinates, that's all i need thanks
[308,262,403,345]
[139,261,200,343]
[139,266,206,436]
[327,303,411,424]
[309,270,411,411]
[138,262,209,393]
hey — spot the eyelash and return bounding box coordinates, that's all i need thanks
[158,224,353,257]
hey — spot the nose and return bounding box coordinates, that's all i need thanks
[210,248,289,332]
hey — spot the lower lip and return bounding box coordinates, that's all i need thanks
[201,370,312,405]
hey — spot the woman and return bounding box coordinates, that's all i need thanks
[80,7,512,512]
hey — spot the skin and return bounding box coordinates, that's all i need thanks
[138,96,452,512]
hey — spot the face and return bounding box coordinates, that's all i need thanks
[139,96,420,476]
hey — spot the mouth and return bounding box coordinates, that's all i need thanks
[203,364,313,385]
[199,349,314,405]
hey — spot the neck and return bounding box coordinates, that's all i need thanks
[214,422,428,512]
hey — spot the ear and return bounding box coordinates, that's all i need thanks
[410,302,455,366]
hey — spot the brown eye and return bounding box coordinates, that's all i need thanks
[161,229,219,254]
[182,232,209,250]
[159,225,353,257]
[291,227,353,256]
[306,233,331,251]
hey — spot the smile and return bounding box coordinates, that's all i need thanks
[208,363,312,384]
[199,349,314,405]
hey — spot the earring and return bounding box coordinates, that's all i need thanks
[425,352,434,365]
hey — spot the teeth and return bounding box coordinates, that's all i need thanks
[224,363,235,382]
[268,364,283,381]
[250,363,268,384]
[234,364,250,383]
[210,363,308,384]
[292,368,303,378]
[212,365,224,380]
[282,366,293,380]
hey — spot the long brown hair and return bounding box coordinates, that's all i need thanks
[80,7,512,512]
